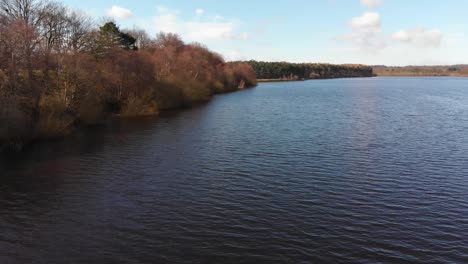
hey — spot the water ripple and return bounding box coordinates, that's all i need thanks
[1,77,468,263]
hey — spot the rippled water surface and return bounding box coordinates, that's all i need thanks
[1,77,468,263]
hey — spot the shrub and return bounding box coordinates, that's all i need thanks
[35,95,74,138]
[120,92,159,117]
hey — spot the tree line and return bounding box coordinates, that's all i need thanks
[238,61,374,80]
[0,0,256,150]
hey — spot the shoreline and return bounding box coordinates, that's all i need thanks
[6,73,465,153]
[373,74,468,77]
[0,86,256,154]
[257,79,306,83]
[258,75,468,83]
[257,76,375,83]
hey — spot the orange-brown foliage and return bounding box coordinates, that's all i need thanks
[0,0,256,150]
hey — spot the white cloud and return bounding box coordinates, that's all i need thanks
[392,27,443,48]
[392,30,410,42]
[106,6,133,19]
[360,0,383,8]
[195,8,204,15]
[185,21,234,40]
[349,12,381,32]
[148,6,246,42]
[153,6,180,33]
[223,50,246,61]
[240,32,249,41]
[343,12,386,53]
[337,7,446,63]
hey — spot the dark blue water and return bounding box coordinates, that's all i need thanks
[1,77,468,263]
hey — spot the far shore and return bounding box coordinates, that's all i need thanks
[258,75,468,83]
[256,76,376,83]
[373,74,468,77]
[372,65,468,77]
[257,78,305,82]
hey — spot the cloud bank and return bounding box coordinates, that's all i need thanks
[344,12,385,52]
[392,27,443,48]
[106,6,133,19]
[144,6,249,43]
[341,6,443,54]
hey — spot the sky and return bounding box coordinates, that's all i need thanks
[61,0,468,66]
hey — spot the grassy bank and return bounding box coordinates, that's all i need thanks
[373,65,468,76]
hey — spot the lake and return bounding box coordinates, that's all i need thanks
[1,77,468,263]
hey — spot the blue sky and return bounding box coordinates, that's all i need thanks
[61,0,468,65]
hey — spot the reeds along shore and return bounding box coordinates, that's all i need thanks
[0,0,257,150]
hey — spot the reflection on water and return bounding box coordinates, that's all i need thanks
[1,77,468,263]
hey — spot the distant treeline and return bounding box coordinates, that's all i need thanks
[0,0,256,150]
[233,61,375,81]
[373,65,468,76]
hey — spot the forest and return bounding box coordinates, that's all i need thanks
[0,0,256,150]
[239,61,375,81]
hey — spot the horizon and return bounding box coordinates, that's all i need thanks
[60,0,468,66]
[235,61,468,68]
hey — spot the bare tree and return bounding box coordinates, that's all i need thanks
[37,1,68,90]
[0,0,47,95]
[0,0,45,26]
[124,28,152,49]
[64,10,92,53]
